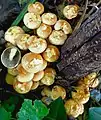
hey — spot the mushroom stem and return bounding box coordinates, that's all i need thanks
[9,47,17,61]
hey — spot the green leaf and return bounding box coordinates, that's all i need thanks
[18,99,49,120]
[44,97,67,120]
[0,107,11,120]
[89,107,101,120]
[18,99,36,120]
[34,100,49,119]
[82,106,89,120]
[2,96,19,113]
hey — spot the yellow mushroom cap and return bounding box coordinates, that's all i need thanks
[31,81,39,90]
[8,67,18,76]
[17,64,34,83]
[49,30,67,45]
[32,70,44,81]
[78,72,97,86]
[21,52,44,73]
[41,73,55,86]
[13,78,33,94]
[72,85,90,104]
[27,36,47,53]
[41,87,52,97]
[16,34,30,50]
[5,42,14,48]
[28,2,44,15]
[86,72,97,80]
[63,5,79,19]
[89,78,99,88]
[37,23,52,39]
[42,45,60,62]
[5,26,24,45]
[44,68,56,76]
[64,99,84,118]
[41,68,56,86]
[27,35,37,45]
[23,13,41,29]
[6,73,15,85]
[54,20,72,34]
[51,85,66,100]
[42,13,57,25]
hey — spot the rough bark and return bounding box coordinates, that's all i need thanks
[57,7,101,81]
[61,7,101,58]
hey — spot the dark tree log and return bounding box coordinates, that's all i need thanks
[57,7,101,81]
[57,32,101,80]
[0,0,20,31]
[61,7,101,58]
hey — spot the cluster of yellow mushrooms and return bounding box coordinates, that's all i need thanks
[65,72,99,118]
[41,72,99,118]
[5,2,79,94]
[3,1,98,118]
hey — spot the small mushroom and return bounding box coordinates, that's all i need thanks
[41,97,53,105]
[27,36,47,53]
[37,23,52,39]
[5,42,14,48]
[1,47,21,68]
[23,13,41,29]
[42,13,57,25]
[51,85,66,100]
[13,78,33,94]
[42,45,60,62]
[6,73,15,85]
[17,64,34,83]
[8,67,18,76]
[41,87,52,97]
[15,34,30,50]
[41,68,56,86]
[63,5,79,19]
[83,72,97,86]
[49,30,67,45]
[72,85,90,104]
[32,70,44,81]
[41,73,55,86]
[54,20,72,34]
[5,26,24,45]
[28,2,44,15]
[89,78,99,88]
[44,68,56,76]
[64,99,84,118]
[21,52,44,73]
[78,72,97,86]
[31,81,39,90]
[86,72,97,80]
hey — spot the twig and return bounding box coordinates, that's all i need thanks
[74,0,88,31]
[84,0,101,21]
